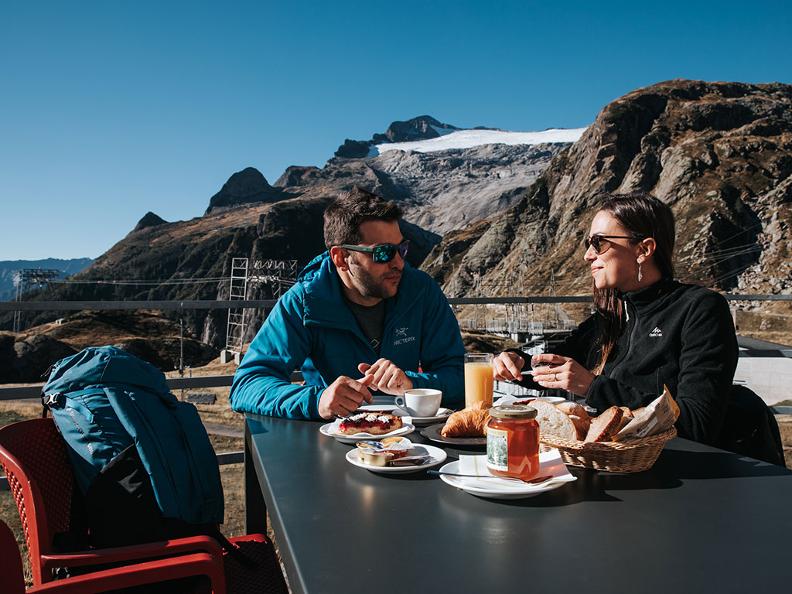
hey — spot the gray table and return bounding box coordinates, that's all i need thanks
[244,413,791,594]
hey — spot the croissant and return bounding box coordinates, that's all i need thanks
[440,402,490,437]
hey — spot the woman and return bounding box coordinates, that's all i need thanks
[494,192,738,445]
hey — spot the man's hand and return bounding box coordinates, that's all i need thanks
[530,353,596,396]
[357,359,413,395]
[318,375,375,419]
[493,351,525,381]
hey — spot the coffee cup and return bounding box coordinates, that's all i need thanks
[395,389,442,417]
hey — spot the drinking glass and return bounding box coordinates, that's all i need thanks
[464,353,494,409]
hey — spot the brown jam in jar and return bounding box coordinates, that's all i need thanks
[486,404,540,480]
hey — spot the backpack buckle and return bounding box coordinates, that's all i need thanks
[43,392,64,409]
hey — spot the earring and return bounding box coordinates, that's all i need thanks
[637,261,643,283]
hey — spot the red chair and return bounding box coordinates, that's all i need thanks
[1,519,225,593]
[0,418,287,593]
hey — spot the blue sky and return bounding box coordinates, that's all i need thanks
[1,0,790,260]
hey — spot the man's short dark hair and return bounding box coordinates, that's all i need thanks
[323,186,402,248]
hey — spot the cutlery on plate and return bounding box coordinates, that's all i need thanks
[388,455,431,466]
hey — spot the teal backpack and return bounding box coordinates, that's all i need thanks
[42,346,224,548]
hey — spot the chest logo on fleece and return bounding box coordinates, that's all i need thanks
[393,327,415,346]
[649,327,663,338]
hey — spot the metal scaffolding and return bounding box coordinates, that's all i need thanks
[225,258,250,353]
[223,258,298,354]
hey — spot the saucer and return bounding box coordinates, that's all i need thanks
[393,407,454,425]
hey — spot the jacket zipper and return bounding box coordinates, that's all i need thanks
[607,301,640,378]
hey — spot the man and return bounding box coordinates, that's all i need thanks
[230,186,464,419]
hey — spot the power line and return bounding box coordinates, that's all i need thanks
[49,277,230,286]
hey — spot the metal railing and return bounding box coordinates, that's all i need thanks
[0,299,278,312]
[2,293,791,403]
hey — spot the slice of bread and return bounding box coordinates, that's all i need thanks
[531,400,578,441]
[584,406,624,443]
[556,401,590,420]
[619,406,634,419]
[614,407,632,432]
[569,414,591,440]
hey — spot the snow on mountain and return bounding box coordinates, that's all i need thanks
[373,127,587,155]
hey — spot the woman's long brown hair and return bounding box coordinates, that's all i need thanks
[591,192,676,374]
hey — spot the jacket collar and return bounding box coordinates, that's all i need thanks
[621,277,678,312]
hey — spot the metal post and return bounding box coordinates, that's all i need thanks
[244,421,267,535]
[179,315,184,376]
[13,272,22,333]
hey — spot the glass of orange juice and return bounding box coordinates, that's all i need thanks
[464,353,494,409]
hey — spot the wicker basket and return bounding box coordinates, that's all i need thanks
[541,427,677,473]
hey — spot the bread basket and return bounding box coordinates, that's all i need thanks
[540,427,677,473]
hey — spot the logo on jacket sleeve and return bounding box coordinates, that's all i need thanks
[649,327,663,338]
[393,327,415,346]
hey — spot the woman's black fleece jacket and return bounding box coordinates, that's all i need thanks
[513,279,738,445]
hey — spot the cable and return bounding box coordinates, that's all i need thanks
[48,277,230,286]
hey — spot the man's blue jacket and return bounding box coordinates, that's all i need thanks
[230,252,465,419]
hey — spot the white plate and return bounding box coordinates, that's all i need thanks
[437,450,577,500]
[346,443,448,474]
[393,407,454,425]
[319,422,415,444]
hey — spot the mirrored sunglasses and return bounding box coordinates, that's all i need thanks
[340,240,410,263]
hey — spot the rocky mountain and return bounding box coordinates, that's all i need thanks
[277,142,572,234]
[0,258,93,301]
[204,167,292,214]
[133,211,168,232]
[334,115,459,158]
[423,80,792,302]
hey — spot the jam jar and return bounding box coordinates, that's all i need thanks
[486,404,540,480]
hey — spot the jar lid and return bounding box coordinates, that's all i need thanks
[489,404,537,419]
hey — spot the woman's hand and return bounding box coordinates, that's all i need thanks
[530,353,596,396]
[493,351,525,381]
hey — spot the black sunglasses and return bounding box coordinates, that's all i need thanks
[339,240,410,263]
[583,234,644,254]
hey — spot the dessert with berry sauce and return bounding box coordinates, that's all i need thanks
[337,412,404,435]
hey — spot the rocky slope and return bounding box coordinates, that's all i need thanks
[276,142,569,234]
[0,311,217,383]
[424,80,792,301]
